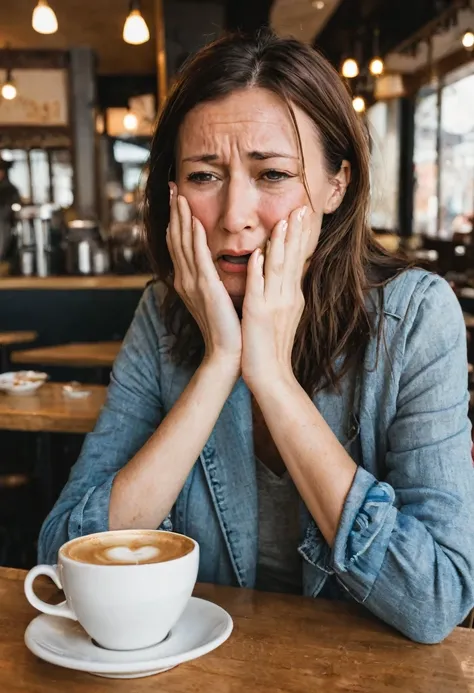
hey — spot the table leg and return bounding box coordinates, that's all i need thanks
[0,346,9,373]
[34,432,54,518]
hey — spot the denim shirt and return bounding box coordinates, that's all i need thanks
[38,269,474,643]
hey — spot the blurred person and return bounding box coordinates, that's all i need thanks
[0,159,20,261]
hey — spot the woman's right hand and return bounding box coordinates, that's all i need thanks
[166,183,242,369]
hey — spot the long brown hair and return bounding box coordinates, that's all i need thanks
[144,30,409,395]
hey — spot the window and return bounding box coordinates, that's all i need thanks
[367,100,401,231]
[0,148,73,207]
[413,89,438,237]
[413,62,474,239]
[439,65,474,238]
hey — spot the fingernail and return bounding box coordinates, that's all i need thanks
[169,183,174,203]
[298,206,307,221]
[192,216,196,231]
[281,220,288,231]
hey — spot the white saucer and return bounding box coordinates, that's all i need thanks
[25,597,233,679]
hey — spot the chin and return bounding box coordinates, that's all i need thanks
[219,274,246,302]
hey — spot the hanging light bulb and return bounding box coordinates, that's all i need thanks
[123,1,150,45]
[369,57,384,76]
[462,29,474,50]
[32,0,58,35]
[1,70,17,101]
[369,29,384,77]
[341,58,359,79]
[123,110,138,132]
[352,95,366,113]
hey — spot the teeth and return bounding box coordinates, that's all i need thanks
[221,254,250,264]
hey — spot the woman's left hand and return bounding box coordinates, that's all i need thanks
[241,205,317,393]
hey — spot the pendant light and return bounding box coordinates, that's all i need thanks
[369,28,384,76]
[32,0,58,35]
[1,69,17,101]
[462,29,474,51]
[352,95,366,114]
[342,58,359,79]
[123,1,150,45]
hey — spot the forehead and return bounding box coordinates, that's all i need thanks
[178,87,315,154]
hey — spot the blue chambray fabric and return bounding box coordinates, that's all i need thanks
[38,269,474,643]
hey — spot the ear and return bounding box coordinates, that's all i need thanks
[323,160,351,214]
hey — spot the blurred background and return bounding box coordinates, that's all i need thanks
[0,0,473,568]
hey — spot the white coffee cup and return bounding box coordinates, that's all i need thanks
[24,529,199,651]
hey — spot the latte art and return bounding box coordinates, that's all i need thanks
[62,530,194,566]
[105,545,161,564]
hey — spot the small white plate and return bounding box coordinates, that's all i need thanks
[0,371,48,396]
[62,384,92,399]
[24,597,233,679]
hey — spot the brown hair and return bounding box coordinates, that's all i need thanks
[144,30,409,395]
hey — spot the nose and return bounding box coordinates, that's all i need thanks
[219,175,258,235]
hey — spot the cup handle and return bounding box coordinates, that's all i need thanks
[24,564,77,621]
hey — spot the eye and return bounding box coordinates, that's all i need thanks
[261,170,292,182]
[186,172,218,183]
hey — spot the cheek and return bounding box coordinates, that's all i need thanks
[258,190,306,230]
[180,187,220,243]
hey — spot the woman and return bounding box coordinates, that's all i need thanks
[38,32,474,643]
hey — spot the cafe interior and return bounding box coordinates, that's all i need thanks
[0,0,474,687]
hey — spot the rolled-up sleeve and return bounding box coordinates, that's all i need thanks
[38,284,173,565]
[329,276,474,643]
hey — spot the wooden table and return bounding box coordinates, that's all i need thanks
[1,567,473,692]
[11,341,121,369]
[0,382,106,434]
[0,331,37,347]
[0,275,153,290]
[0,331,38,372]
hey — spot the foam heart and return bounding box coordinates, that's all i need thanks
[104,545,161,563]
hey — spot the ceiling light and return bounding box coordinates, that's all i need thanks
[369,57,384,76]
[352,95,365,113]
[123,1,150,45]
[462,29,474,50]
[123,111,138,132]
[312,0,325,9]
[341,58,359,79]
[1,70,17,101]
[32,0,58,35]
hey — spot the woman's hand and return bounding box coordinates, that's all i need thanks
[241,205,316,393]
[167,184,242,369]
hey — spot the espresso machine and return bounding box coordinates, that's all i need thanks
[12,205,65,276]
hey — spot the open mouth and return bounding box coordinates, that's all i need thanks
[219,254,252,265]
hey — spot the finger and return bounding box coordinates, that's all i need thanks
[177,194,195,276]
[192,216,221,284]
[168,183,191,277]
[245,248,265,301]
[264,219,288,298]
[304,209,320,263]
[283,205,307,292]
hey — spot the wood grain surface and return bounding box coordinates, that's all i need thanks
[0,382,106,433]
[1,567,473,692]
[11,342,121,368]
[0,331,37,347]
[0,275,152,290]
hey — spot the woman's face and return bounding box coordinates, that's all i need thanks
[176,87,348,307]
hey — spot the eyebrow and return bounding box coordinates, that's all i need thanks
[181,150,297,164]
